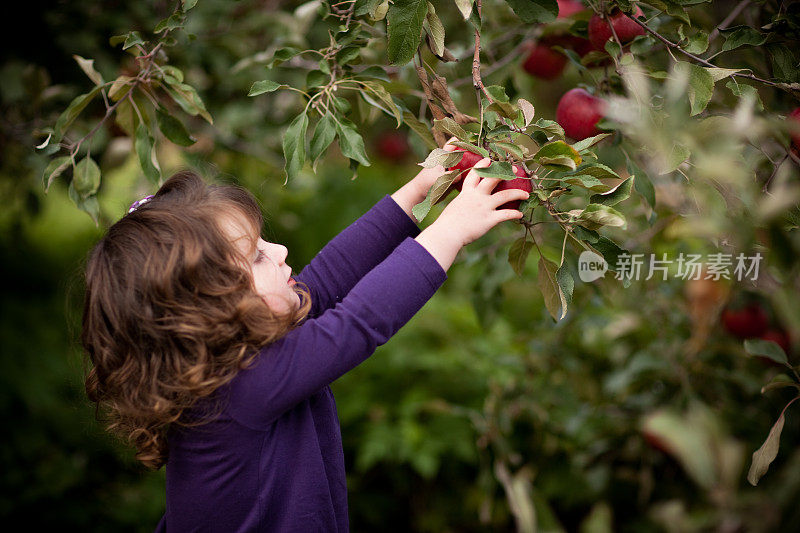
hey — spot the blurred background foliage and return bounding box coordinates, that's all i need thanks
[2,0,800,531]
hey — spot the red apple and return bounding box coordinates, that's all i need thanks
[557,0,584,18]
[447,149,484,192]
[376,131,410,161]
[556,88,605,141]
[568,35,598,57]
[721,303,769,339]
[495,166,533,211]
[588,6,646,51]
[761,329,791,354]
[788,108,800,150]
[522,40,568,80]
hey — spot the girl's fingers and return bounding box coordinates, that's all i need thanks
[494,209,526,222]
[462,157,491,188]
[442,137,459,152]
[490,189,530,208]
[476,176,501,193]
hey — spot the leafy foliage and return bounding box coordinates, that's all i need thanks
[6,0,800,530]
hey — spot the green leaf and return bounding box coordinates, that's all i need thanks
[433,117,471,141]
[744,339,789,366]
[386,0,429,65]
[108,75,135,101]
[155,12,184,33]
[677,61,714,116]
[576,204,626,230]
[73,55,104,85]
[248,80,288,96]
[761,375,800,395]
[453,0,473,19]
[562,174,610,192]
[533,140,581,170]
[590,176,634,206]
[425,2,445,57]
[517,98,535,126]
[412,170,460,221]
[283,112,309,182]
[485,85,510,103]
[337,45,362,65]
[182,0,198,10]
[163,80,213,124]
[720,25,767,52]
[493,141,525,160]
[572,133,611,152]
[42,156,72,192]
[360,81,403,126]
[726,80,764,111]
[508,238,534,275]
[336,119,371,166]
[420,148,464,169]
[505,0,558,24]
[556,263,574,311]
[156,107,196,146]
[354,66,391,82]
[485,101,519,120]
[748,407,789,486]
[592,236,628,273]
[663,142,691,174]
[72,156,101,198]
[529,118,564,139]
[705,67,743,83]
[768,44,800,83]
[538,256,567,320]
[567,163,620,181]
[68,183,101,224]
[309,113,337,169]
[627,157,655,209]
[161,66,184,84]
[402,111,438,149]
[474,162,518,180]
[267,47,303,68]
[122,31,145,50]
[684,30,709,54]
[135,123,161,184]
[53,85,103,140]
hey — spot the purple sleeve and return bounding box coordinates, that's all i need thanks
[227,238,446,429]
[295,195,420,316]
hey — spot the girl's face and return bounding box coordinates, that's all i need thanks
[221,214,300,314]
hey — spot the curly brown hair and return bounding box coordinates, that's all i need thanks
[82,171,311,469]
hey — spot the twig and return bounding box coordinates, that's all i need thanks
[471,0,495,104]
[628,15,796,94]
[708,0,751,42]
[763,152,789,193]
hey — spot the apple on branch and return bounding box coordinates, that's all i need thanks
[440,149,532,211]
[588,6,646,52]
[787,107,800,154]
[556,0,584,19]
[522,39,568,80]
[375,131,410,161]
[556,88,606,141]
[721,303,769,339]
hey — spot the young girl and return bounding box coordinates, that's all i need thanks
[82,156,529,532]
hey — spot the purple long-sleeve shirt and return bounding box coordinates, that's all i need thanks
[155,196,447,532]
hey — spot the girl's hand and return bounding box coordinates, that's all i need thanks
[415,158,530,271]
[391,141,458,223]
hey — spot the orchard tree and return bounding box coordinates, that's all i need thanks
[33,0,800,530]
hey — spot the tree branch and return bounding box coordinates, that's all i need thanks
[628,14,798,94]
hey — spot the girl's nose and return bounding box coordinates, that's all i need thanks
[269,242,289,264]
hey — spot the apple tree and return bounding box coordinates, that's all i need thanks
[30,0,800,529]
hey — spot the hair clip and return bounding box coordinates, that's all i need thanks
[128,194,155,214]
